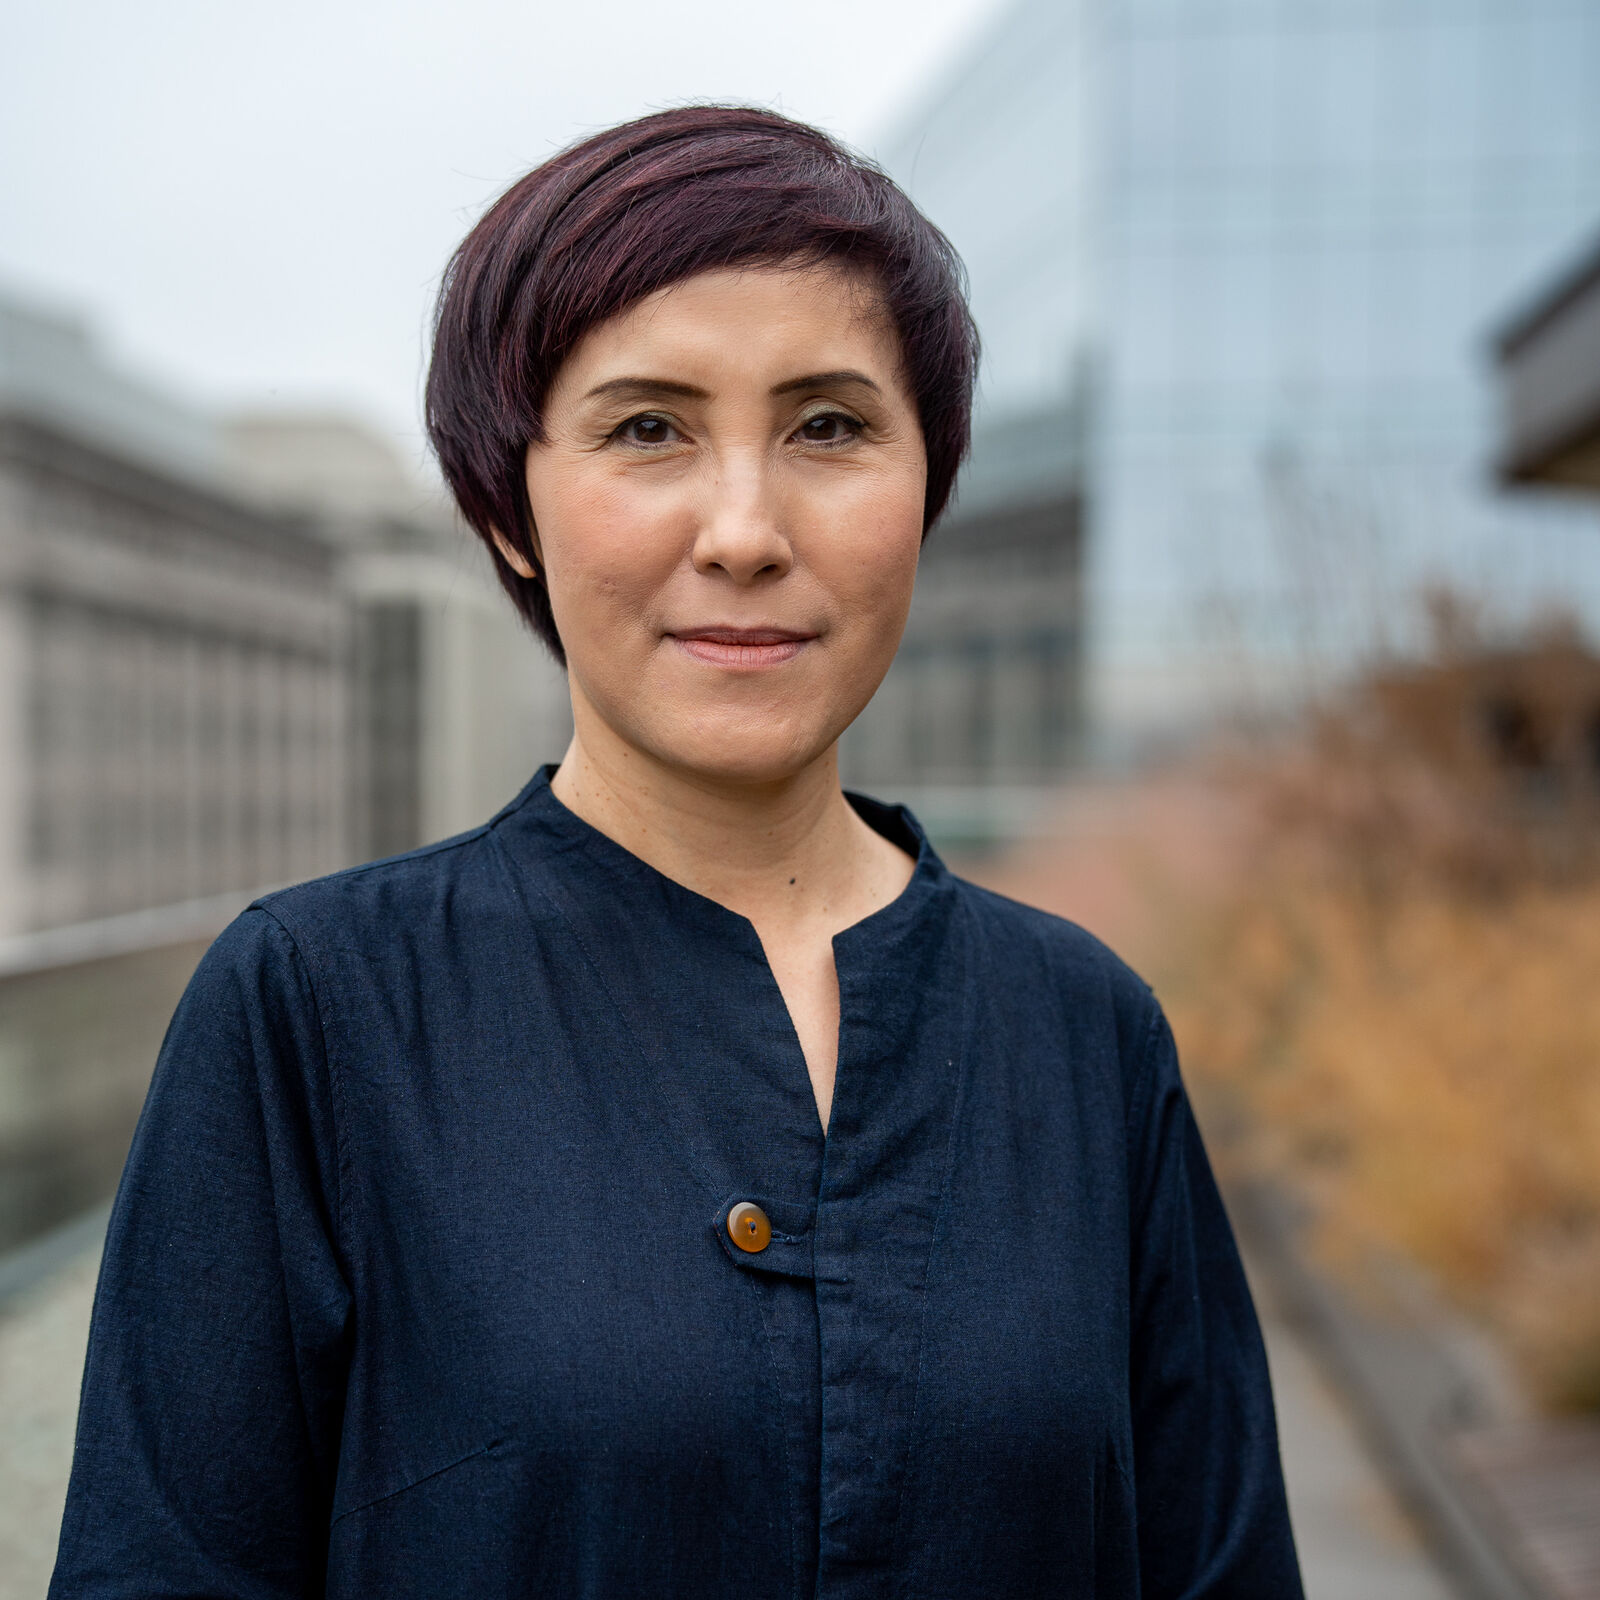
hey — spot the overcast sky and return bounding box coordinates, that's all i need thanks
[1,0,999,457]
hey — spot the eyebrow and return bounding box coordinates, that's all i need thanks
[581,370,882,405]
[581,377,709,404]
[771,369,882,398]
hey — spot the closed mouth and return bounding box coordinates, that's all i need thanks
[668,627,817,668]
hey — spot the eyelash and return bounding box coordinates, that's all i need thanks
[609,414,679,449]
[794,410,865,447]
[607,410,865,451]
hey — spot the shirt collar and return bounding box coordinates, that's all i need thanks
[489,762,953,951]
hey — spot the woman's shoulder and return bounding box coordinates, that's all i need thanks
[176,820,523,1064]
[949,873,1162,1055]
[247,820,504,952]
[951,873,1150,989]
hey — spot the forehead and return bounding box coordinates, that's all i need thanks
[551,264,903,395]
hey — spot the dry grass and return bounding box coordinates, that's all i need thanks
[977,629,1600,1412]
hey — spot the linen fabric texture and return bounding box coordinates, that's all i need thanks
[50,767,1304,1599]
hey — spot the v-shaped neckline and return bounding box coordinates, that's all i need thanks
[486,763,963,1176]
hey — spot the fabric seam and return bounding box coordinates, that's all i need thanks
[886,893,978,1591]
[252,903,350,1256]
[330,1438,502,1525]
[1124,997,1167,1233]
[235,904,349,1512]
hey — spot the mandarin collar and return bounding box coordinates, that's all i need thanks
[491,762,953,953]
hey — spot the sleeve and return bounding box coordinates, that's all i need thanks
[49,908,353,1599]
[1125,999,1304,1599]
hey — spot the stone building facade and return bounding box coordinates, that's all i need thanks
[0,293,568,939]
[0,413,346,937]
[223,413,572,867]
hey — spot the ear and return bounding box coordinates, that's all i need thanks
[490,528,540,580]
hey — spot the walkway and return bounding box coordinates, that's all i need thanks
[1246,1245,1461,1598]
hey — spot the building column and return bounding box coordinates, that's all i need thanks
[0,592,29,939]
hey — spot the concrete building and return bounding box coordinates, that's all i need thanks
[880,0,1600,756]
[0,290,567,938]
[0,304,347,938]
[1496,229,1600,493]
[223,414,571,864]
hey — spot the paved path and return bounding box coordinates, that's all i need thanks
[1246,1245,1463,1599]
[0,1234,1462,1598]
[0,1244,97,1600]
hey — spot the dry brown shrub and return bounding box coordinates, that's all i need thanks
[1155,632,1600,1412]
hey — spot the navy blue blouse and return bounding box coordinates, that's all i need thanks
[52,767,1302,1598]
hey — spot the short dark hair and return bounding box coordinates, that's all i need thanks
[425,105,979,662]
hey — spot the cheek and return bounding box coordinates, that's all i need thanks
[825,487,925,616]
[538,480,682,627]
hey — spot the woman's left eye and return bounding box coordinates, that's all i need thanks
[794,412,861,445]
[613,414,681,447]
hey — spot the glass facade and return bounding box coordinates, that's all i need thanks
[880,0,1600,747]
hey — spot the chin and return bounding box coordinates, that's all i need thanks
[653,710,841,789]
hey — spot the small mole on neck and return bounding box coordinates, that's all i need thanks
[789,877,796,886]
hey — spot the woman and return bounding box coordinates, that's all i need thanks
[51,107,1303,1598]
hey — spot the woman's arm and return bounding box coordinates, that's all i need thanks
[1125,1002,1304,1599]
[50,910,352,1599]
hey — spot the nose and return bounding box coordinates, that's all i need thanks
[689,457,793,584]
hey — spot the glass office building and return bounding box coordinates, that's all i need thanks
[881,0,1600,749]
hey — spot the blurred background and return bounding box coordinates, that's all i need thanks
[3,1,1599,1594]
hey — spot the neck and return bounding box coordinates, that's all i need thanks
[549,710,911,937]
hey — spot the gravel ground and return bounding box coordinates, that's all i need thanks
[1,1233,1459,1599]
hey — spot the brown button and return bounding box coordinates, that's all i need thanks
[727,1202,772,1254]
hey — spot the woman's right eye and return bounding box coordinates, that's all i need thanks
[613,414,680,448]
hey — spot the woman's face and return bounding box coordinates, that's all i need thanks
[520,263,927,787]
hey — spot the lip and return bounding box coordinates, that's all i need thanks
[668,626,818,669]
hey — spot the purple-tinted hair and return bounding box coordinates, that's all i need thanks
[425,104,978,661]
